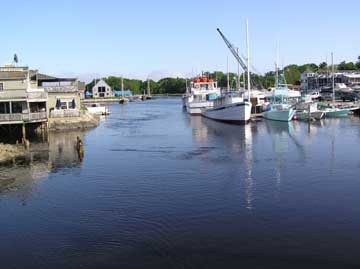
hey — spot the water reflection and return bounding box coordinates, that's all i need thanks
[0,131,86,195]
[189,117,256,209]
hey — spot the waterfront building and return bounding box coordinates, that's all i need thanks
[37,73,81,118]
[301,70,360,91]
[78,81,86,99]
[0,65,48,125]
[0,64,82,126]
[92,79,114,98]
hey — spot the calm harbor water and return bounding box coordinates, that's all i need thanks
[1,97,360,268]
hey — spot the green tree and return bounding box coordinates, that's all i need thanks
[319,62,327,70]
[338,61,357,70]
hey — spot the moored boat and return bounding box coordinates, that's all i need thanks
[318,103,350,117]
[263,103,295,122]
[263,73,295,122]
[295,101,324,121]
[201,92,252,124]
[86,103,110,115]
[185,77,221,115]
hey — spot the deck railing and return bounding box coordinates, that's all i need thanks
[50,109,80,118]
[0,112,47,122]
[44,86,78,93]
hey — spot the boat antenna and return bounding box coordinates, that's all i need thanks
[246,19,251,100]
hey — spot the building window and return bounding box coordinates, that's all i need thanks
[0,102,10,114]
[0,83,3,91]
[61,102,68,109]
[11,102,24,113]
[98,86,106,93]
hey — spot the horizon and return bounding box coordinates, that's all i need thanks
[1,0,359,83]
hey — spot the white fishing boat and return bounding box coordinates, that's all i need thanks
[185,77,221,115]
[202,92,252,124]
[201,22,252,124]
[86,103,110,115]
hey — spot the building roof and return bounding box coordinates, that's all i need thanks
[37,73,77,82]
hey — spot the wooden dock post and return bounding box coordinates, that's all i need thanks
[22,123,26,141]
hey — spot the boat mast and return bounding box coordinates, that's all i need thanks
[227,56,230,92]
[121,77,124,99]
[246,19,251,100]
[331,52,335,103]
[275,41,279,88]
[237,47,240,91]
[147,79,151,97]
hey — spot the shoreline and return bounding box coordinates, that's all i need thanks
[80,94,183,104]
[0,143,26,164]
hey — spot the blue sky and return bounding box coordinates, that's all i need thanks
[1,0,359,81]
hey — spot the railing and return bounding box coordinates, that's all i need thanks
[50,109,80,118]
[44,86,78,93]
[27,91,47,100]
[0,112,47,122]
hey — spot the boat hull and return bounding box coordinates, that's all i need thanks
[263,108,295,122]
[201,102,252,124]
[186,101,214,115]
[324,109,350,118]
[296,111,324,121]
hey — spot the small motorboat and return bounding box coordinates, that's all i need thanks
[86,103,110,115]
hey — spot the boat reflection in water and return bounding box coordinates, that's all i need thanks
[0,131,86,197]
[189,116,256,210]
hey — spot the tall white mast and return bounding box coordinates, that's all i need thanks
[147,78,151,96]
[331,52,335,103]
[276,41,279,88]
[121,77,124,99]
[227,56,230,91]
[246,19,251,100]
[236,47,240,91]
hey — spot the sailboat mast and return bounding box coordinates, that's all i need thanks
[147,79,151,96]
[331,52,335,103]
[276,41,279,88]
[121,77,124,99]
[246,19,251,100]
[227,56,230,92]
[237,47,240,91]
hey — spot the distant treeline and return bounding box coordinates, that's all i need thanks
[86,58,360,93]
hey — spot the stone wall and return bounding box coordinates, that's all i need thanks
[48,111,100,131]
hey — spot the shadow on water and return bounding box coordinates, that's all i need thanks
[0,130,86,195]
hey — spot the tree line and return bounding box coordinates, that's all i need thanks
[86,57,360,94]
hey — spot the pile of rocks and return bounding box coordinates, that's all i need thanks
[0,143,25,163]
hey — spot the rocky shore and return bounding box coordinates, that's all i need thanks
[0,143,26,163]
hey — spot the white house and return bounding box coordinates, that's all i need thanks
[92,79,113,98]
